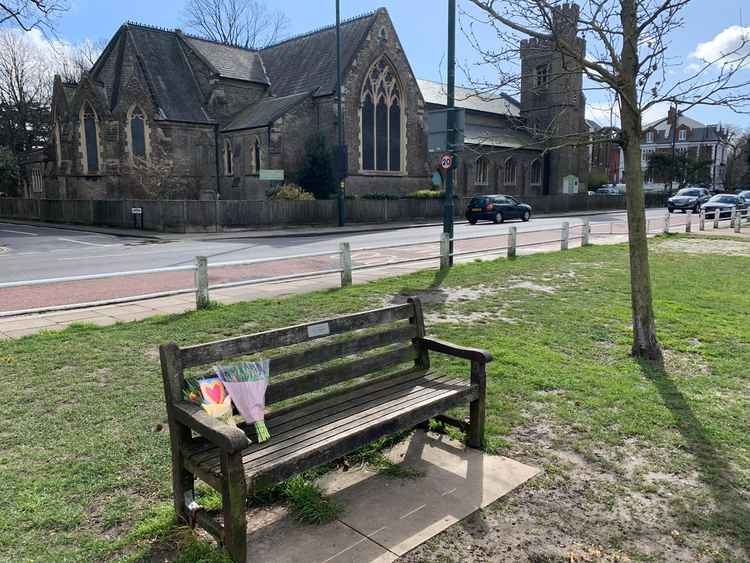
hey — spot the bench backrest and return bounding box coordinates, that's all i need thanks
[160,298,427,408]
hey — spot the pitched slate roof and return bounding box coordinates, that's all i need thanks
[223,91,311,132]
[418,79,520,117]
[464,123,540,150]
[260,11,379,97]
[643,124,727,145]
[183,35,268,84]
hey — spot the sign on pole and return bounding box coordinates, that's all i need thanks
[440,153,454,170]
[259,169,285,182]
[427,108,465,153]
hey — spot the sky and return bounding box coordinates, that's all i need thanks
[44,0,750,128]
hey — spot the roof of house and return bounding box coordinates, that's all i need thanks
[183,35,268,84]
[223,91,311,132]
[464,123,540,150]
[260,11,379,98]
[643,122,727,145]
[644,114,704,131]
[417,79,520,117]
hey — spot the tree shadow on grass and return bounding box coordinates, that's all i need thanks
[638,359,750,558]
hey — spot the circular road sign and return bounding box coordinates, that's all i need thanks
[440,153,454,170]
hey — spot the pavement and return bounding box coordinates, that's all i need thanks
[244,430,538,563]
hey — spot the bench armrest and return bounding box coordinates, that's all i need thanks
[172,400,251,454]
[415,337,493,364]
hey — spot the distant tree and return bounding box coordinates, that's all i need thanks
[53,38,104,83]
[297,132,336,200]
[0,0,67,32]
[724,130,750,189]
[646,153,712,188]
[0,146,19,195]
[183,0,288,48]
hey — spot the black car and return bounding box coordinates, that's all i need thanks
[667,187,711,213]
[738,189,750,201]
[593,186,619,196]
[702,194,749,219]
[466,195,531,224]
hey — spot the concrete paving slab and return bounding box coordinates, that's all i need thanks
[320,431,539,557]
[245,506,396,563]
[1,316,61,330]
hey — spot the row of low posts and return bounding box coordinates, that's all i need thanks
[664,208,746,235]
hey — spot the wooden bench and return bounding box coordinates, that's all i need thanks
[159,298,491,562]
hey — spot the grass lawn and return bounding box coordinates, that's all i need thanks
[1,235,749,562]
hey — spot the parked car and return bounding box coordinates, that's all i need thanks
[667,187,711,213]
[465,195,531,224]
[738,189,750,200]
[593,186,619,196]
[702,194,749,219]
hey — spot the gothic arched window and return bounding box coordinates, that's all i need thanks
[504,157,517,185]
[224,140,233,176]
[53,120,62,166]
[361,57,403,172]
[81,103,99,173]
[130,107,146,159]
[530,159,542,185]
[475,156,488,185]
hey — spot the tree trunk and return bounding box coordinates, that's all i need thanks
[620,0,663,363]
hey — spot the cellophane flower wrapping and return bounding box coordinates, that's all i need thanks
[214,360,271,442]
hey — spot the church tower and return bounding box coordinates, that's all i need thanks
[520,3,588,194]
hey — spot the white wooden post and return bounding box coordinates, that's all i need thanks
[440,232,450,269]
[561,222,570,251]
[734,209,742,233]
[195,256,209,310]
[730,208,737,231]
[508,226,517,258]
[339,242,352,286]
[713,210,719,229]
[663,211,670,234]
[699,209,705,231]
[582,219,590,246]
[685,211,692,233]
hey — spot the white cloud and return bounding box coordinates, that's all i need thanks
[690,25,750,67]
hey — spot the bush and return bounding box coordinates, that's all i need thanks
[362,192,401,200]
[0,148,19,196]
[267,183,315,201]
[588,171,610,188]
[297,132,336,199]
[407,189,445,199]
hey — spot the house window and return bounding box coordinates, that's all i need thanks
[646,131,653,143]
[250,137,261,174]
[530,159,542,185]
[224,140,233,176]
[361,57,403,172]
[130,107,146,159]
[678,128,686,141]
[475,156,488,185]
[80,103,100,174]
[504,157,517,185]
[535,64,549,87]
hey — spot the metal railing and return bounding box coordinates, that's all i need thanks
[2,210,747,318]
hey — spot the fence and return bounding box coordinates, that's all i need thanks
[0,193,665,233]
[3,205,745,319]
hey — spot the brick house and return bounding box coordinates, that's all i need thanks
[641,107,730,189]
[41,8,430,201]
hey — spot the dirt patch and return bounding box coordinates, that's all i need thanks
[402,417,744,562]
[507,280,558,294]
[663,349,711,378]
[657,238,750,256]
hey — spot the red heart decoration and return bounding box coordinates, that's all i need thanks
[201,380,225,404]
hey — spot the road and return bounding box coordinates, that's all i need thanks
[0,209,669,313]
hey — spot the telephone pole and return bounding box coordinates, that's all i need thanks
[336,0,346,226]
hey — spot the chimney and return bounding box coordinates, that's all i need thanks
[667,107,677,125]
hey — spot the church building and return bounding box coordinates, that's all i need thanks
[32,5,589,201]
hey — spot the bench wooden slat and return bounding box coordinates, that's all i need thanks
[179,303,415,368]
[251,385,474,489]
[185,374,472,474]
[266,344,416,405]
[269,324,415,378]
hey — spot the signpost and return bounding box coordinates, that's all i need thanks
[444,0,457,266]
[427,108,465,154]
[131,207,143,230]
[440,153,454,170]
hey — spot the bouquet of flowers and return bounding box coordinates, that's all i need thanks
[183,376,236,426]
[213,360,271,442]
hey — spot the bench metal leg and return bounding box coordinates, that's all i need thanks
[221,451,247,563]
[467,361,486,449]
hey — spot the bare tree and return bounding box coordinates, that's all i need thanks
[0,0,67,32]
[464,0,750,362]
[183,0,288,49]
[53,38,104,83]
[0,28,52,153]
